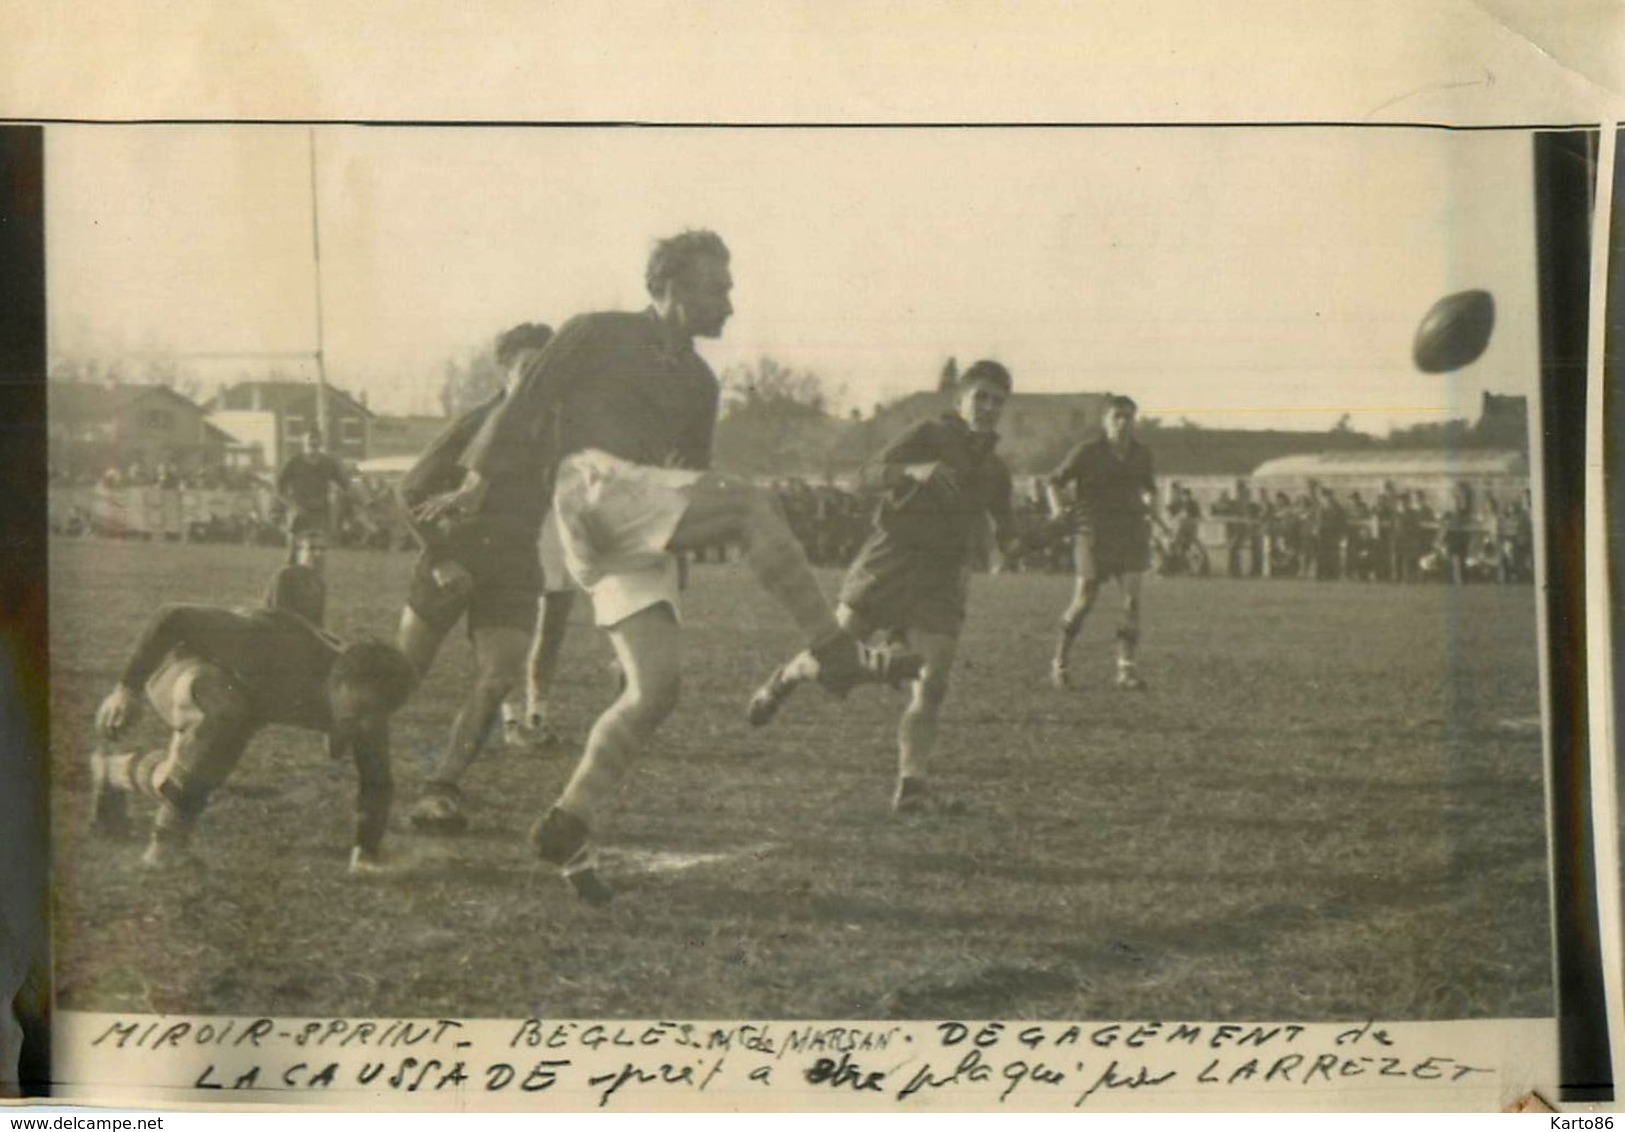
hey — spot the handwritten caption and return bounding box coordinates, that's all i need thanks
[86,1016,1497,1108]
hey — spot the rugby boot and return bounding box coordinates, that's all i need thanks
[812,633,924,697]
[1113,667,1148,692]
[746,663,800,727]
[891,776,968,816]
[562,853,615,907]
[528,805,590,865]
[408,781,469,835]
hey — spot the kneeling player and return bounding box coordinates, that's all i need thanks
[1047,394,1168,690]
[747,360,1015,814]
[88,601,417,871]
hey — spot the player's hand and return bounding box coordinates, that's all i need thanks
[95,685,139,739]
[414,474,486,525]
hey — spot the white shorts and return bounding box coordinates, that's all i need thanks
[537,510,575,596]
[552,449,704,628]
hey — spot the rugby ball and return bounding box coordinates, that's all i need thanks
[1413,289,1495,373]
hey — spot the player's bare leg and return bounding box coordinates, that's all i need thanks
[1053,574,1102,688]
[670,475,914,694]
[892,629,961,814]
[522,589,577,752]
[396,606,453,678]
[529,603,681,904]
[1113,573,1146,691]
[410,625,529,834]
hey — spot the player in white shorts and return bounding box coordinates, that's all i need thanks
[420,229,920,903]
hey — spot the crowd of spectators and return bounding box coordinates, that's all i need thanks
[1179,478,1535,585]
[50,461,1536,586]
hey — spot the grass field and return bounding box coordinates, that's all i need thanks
[49,537,1553,1022]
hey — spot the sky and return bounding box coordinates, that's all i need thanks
[46,125,1543,432]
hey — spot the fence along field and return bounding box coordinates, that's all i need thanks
[49,537,1551,1021]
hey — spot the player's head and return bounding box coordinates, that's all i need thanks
[303,428,324,454]
[266,563,326,624]
[494,321,555,390]
[1103,395,1138,442]
[328,640,418,741]
[954,359,1012,434]
[647,229,733,339]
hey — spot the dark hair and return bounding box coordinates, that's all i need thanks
[1105,394,1138,415]
[958,359,1013,394]
[329,640,417,712]
[646,230,730,297]
[493,321,555,368]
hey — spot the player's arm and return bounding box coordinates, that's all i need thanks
[96,604,214,737]
[857,421,953,493]
[430,315,597,523]
[273,459,298,507]
[1045,441,1088,516]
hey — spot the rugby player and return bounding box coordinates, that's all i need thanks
[420,229,919,902]
[275,428,353,569]
[1047,394,1168,691]
[87,598,417,872]
[746,360,1016,815]
[395,322,556,833]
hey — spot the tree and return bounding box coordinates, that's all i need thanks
[721,355,831,413]
[714,356,845,477]
[439,348,504,417]
[937,356,960,392]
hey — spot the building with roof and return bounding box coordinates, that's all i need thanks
[207,380,374,468]
[47,382,234,481]
[366,413,454,461]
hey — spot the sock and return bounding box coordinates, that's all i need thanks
[1115,625,1140,668]
[108,749,170,801]
[1055,613,1085,667]
[777,650,820,686]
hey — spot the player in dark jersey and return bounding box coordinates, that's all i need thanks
[394,322,555,834]
[275,428,353,566]
[746,361,1015,814]
[417,230,918,902]
[1047,394,1168,691]
[87,599,417,872]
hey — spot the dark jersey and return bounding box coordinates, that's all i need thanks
[860,414,1014,558]
[461,309,720,496]
[276,452,349,512]
[118,604,343,731]
[398,390,543,557]
[1050,437,1156,530]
